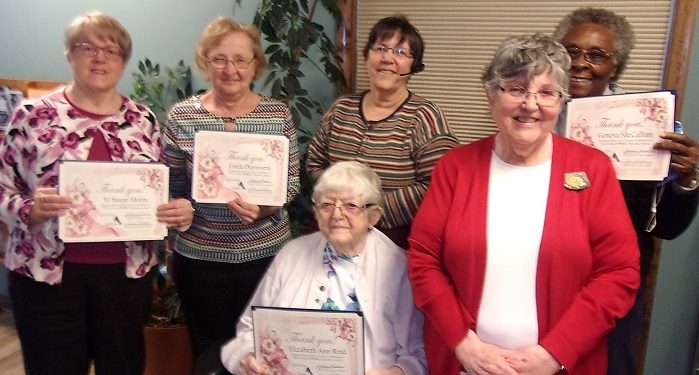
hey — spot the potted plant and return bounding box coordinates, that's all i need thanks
[131,58,199,375]
[143,250,193,375]
[132,58,196,124]
[245,0,347,235]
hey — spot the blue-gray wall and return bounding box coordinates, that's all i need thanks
[645,15,699,374]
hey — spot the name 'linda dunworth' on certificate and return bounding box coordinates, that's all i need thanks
[58,161,169,242]
[192,131,289,206]
[565,91,675,181]
[252,306,365,375]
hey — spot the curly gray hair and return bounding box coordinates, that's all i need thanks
[553,7,636,81]
[482,33,571,102]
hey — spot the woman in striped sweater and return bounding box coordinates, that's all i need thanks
[306,15,459,249]
[162,17,300,358]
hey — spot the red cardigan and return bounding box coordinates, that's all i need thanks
[408,135,640,374]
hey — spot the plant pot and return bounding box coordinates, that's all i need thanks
[144,325,193,375]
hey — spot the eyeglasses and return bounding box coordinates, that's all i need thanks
[369,45,413,59]
[207,56,255,70]
[72,43,123,61]
[314,201,377,215]
[497,85,563,107]
[565,46,615,65]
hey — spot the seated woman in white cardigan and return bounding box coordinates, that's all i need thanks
[220,161,427,375]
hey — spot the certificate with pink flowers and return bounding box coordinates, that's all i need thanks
[565,91,675,180]
[192,131,289,206]
[251,307,365,375]
[58,161,169,242]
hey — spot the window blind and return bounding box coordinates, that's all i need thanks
[355,1,673,143]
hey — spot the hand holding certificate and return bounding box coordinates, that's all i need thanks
[192,131,289,206]
[252,307,365,375]
[58,161,169,242]
[565,91,675,180]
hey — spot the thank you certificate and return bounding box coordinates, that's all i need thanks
[565,91,675,180]
[58,161,169,242]
[192,131,289,206]
[251,306,365,375]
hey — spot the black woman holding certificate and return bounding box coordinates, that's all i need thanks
[163,17,300,359]
[220,161,426,375]
[553,8,699,375]
[0,11,193,375]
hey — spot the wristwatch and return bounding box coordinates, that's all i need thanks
[687,167,699,190]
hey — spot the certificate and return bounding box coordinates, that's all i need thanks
[565,91,675,180]
[252,306,364,375]
[192,131,289,206]
[58,161,169,242]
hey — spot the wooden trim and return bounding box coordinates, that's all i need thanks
[0,77,66,98]
[643,3,698,371]
[337,0,357,93]
[663,0,697,119]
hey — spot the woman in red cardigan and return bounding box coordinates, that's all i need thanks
[407,34,640,375]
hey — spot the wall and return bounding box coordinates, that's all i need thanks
[645,13,699,374]
[2,1,245,94]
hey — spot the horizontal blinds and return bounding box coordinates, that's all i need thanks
[356,0,672,143]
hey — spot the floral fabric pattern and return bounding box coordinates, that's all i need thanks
[320,243,362,312]
[0,88,163,284]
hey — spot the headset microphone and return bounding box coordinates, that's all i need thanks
[399,62,425,77]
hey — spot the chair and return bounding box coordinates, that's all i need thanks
[193,339,232,375]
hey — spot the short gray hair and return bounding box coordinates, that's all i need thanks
[482,33,571,102]
[553,7,635,81]
[312,161,383,208]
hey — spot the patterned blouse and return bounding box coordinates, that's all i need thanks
[163,95,300,263]
[306,91,460,229]
[0,88,163,285]
[320,243,362,311]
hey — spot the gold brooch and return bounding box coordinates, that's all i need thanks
[564,172,591,190]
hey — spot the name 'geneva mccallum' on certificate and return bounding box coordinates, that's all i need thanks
[565,91,675,181]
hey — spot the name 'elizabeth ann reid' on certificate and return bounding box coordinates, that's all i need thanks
[252,307,365,375]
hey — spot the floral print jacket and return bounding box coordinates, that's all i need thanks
[0,88,163,285]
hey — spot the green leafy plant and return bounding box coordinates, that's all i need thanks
[246,0,346,235]
[131,59,199,327]
[251,0,346,143]
[131,58,196,124]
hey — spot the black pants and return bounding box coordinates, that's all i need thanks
[9,263,153,375]
[173,252,272,358]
